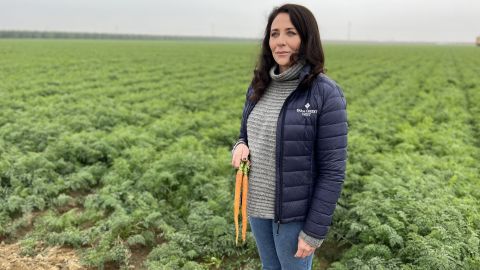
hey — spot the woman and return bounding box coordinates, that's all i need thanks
[231,3,348,270]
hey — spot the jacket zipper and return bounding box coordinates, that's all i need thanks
[275,98,288,235]
[275,83,304,235]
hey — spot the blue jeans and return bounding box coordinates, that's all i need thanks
[249,216,314,270]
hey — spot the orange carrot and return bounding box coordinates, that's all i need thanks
[234,160,250,246]
[241,164,249,243]
[234,164,243,246]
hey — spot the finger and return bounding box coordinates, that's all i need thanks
[306,247,315,257]
[232,152,241,168]
[231,152,236,167]
[241,149,249,162]
[295,239,302,258]
[294,248,302,258]
[303,250,312,258]
[295,246,306,258]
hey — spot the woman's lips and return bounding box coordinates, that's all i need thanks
[276,52,289,57]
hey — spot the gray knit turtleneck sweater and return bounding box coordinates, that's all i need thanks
[245,60,323,248]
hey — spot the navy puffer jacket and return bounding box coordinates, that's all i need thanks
[237,64,348,240]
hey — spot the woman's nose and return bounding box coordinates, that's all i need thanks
[276,35,286,46]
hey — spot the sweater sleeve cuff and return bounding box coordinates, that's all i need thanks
[299,230,324,249]
[231,139,247,155]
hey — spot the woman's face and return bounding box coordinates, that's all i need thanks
[269,13,301,73]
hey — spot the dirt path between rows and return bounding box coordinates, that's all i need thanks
[0,242,84,270]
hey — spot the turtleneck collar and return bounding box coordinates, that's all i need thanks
[269,59,306,82]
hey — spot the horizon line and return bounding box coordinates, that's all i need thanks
[0,29,477,45]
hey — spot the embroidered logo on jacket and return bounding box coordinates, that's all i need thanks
[297,103,317,116]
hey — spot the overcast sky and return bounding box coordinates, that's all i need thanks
[1,0,479,43]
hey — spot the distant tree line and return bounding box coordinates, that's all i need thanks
[0,30,257,42]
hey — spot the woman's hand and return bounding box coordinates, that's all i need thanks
[231,143,250,169]
[294,237,316,258]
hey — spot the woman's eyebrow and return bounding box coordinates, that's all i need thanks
[271,27,296,31]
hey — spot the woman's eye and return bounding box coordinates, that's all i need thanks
[288,31,296,36]
[271,32,278,37]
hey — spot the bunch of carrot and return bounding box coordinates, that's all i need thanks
[234,160,250,246]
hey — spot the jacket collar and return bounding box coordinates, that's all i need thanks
[299,63,312,82]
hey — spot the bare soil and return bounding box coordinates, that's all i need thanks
[0,241,85,270]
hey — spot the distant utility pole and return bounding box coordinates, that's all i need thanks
[347,21,351,41]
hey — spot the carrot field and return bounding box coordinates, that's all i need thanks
[0,39,479,269]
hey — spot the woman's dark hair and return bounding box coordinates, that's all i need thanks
[250,4,325,102]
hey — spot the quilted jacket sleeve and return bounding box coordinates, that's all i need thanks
[232,86,253,153]
[302,80,348,241]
